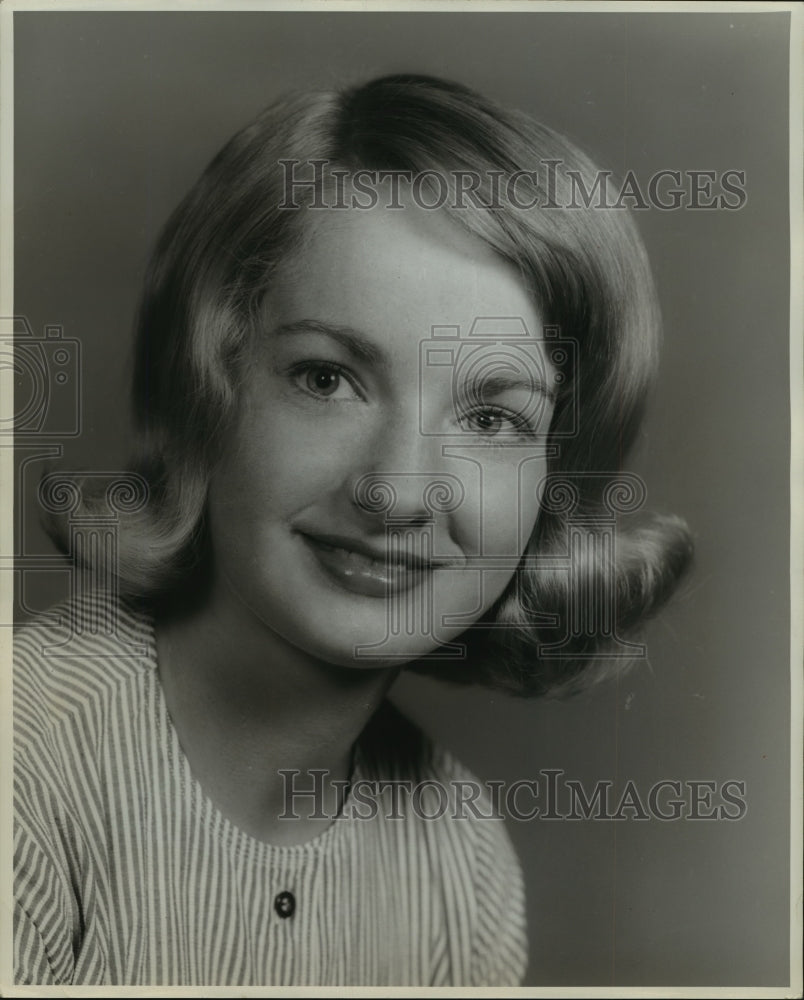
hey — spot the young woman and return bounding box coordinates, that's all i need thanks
[14,74,692,986]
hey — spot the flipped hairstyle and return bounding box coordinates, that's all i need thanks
[48,73,693,697]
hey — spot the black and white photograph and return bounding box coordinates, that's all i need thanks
[2,1,801,994]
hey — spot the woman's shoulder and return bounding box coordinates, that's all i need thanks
[14,590,154,664]
[14,591,155,751]
[357,698,522,848]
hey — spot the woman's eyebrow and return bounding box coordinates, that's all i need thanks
[470,371,558,404]
[271,319,387,367]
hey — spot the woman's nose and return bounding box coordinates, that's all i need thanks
[352,470,466,526]
[350,418,464,526]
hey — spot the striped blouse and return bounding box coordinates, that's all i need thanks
[14,595,527,987]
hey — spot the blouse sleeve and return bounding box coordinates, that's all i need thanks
[13,757,79,986]
[468,810,529,986]
[14,900,59,985]
[14,626,81,986]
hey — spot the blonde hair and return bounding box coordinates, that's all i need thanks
[46,74,693,696]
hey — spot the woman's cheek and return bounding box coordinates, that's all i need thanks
[519,455,550,541]
[454,454,546,561]
[246,400,361,487]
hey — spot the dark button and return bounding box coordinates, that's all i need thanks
[274,891,295,919]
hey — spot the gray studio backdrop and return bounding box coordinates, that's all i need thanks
[12,10,791,988]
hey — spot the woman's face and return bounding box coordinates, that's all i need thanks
[207,200,557,667]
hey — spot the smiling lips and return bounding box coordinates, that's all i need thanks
[299,531,456,597]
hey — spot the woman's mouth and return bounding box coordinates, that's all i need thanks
[298,531,447,598]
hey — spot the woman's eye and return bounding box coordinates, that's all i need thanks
[306,366,340,396]
[462,407,532,438]
[466,410,504,434]
[293,362,361,400]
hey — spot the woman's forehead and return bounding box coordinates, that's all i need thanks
[267,200,543,341]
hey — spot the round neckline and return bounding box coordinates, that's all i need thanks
[132,600,364,858]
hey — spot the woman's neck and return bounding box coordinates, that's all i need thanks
[153,577,400,845]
